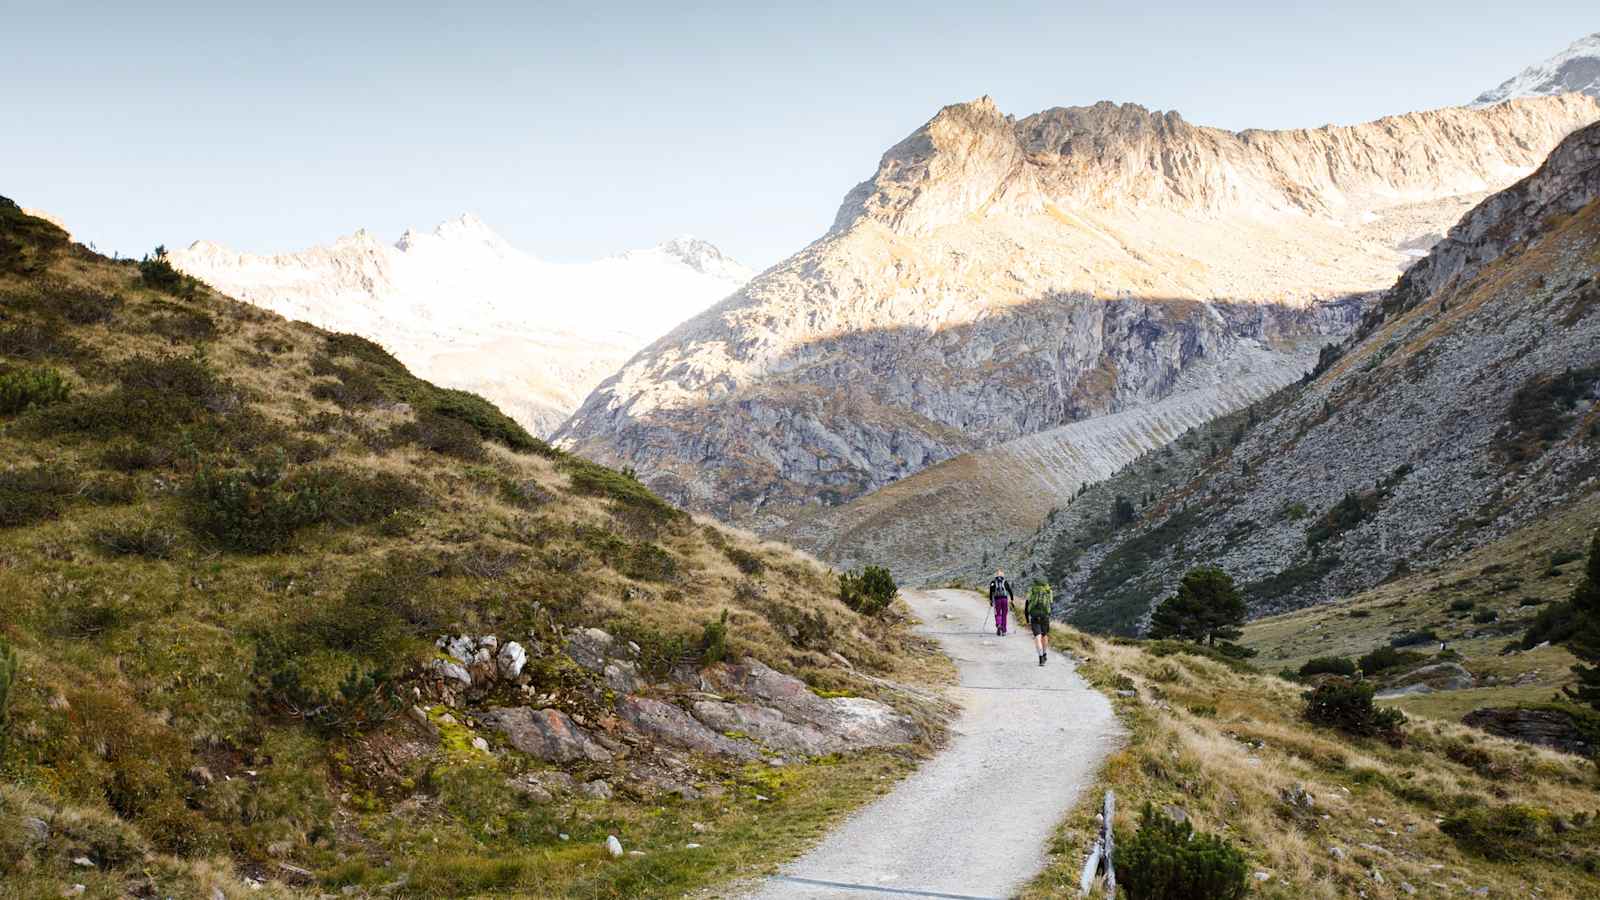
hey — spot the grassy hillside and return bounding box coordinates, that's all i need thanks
[0,198,945,899]
[1011,614,1600,899]
[1242,494,1600,723]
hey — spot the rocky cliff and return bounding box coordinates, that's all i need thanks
[1003,120,1600,633]
[170,218,749,436]
[557,94,1600,529]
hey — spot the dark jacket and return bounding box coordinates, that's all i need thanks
[987,576,1012,604]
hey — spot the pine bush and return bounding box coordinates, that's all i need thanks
[1302,677,1406,744]
[839,565,897,616]
[1118,802,1249,900]
[0,366,71,415]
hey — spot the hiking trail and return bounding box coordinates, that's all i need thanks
[739,588,1123,899]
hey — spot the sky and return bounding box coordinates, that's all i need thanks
[5,2,1597,269]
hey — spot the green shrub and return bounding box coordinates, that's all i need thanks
[701,609,730,664]
[563,458,681,526]
[1306,490,1380,547]
[428,388,548,454]
[1117,802,1249,900]
[137,246,197,297]
[0,463,79,527]
[1357,646,1427,675]
[839,565,897,616]
[1390,628,1438,647]
[622,541,677,582]
[723,545,765,576]
[396,409,485,461]
[1449,598,1476,613]
[1302,677,1406,744]
[83,474,140,505]
[99,441,165,472]
[35,353,247,446]
[92,522,178,559]
[0,638,16,758]
[184,464,427,553]
[48,286,122,324]
[1497,366,1600,463]
[1299,656,1357,678]
[0,196,70,274]
[146,307,217,343]
[0,318,82,360]
[1440,805,1545,861]
[1472,608,1499,624]
[0,366,70,415]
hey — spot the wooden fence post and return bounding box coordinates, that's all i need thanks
[1079,790,1117,896]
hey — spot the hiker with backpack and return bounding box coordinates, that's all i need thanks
[1026,582,1053,665]
[987,570,1013,636]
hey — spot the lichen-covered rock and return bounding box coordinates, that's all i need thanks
[614,695,759,761]
[566,628,619,674]
[702,658,917,749]
[481,707,613,763]
[692,701,839,756]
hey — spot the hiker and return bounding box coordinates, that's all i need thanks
[988,569,1013,636]
[1027,582,1053,665]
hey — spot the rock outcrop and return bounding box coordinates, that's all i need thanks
[1005,120,1600,631]
[1462,707,1595,757]
[557,95,1600,530]
[170,219,748,436]
[482,707,614,763]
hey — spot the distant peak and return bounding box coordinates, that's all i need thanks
[396,213,509,252]
[1473,31,1600,106]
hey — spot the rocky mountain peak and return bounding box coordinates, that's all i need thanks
[1474,32,1600,106]
[650,235,748,279]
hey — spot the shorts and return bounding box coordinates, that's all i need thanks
[1030,618,1050,636]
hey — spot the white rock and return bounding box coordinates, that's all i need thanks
[686,842,701,849]
[497,641,528,679]
[62,887,85,898]
[71,857,94,868]
[470,736,490,752]
[606,835,623,857]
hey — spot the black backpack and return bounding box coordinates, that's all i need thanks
[989,577,1010,600]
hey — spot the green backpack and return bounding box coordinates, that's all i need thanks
[1026,584,1053,622]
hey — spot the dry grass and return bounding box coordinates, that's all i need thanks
[1022,631,1600,899]
[0,204,947,898]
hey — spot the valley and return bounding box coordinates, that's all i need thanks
[7,19,1600,900]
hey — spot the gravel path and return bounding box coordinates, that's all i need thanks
[742,589,1122,900]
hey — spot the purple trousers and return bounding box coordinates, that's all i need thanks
[994,597,1008,633]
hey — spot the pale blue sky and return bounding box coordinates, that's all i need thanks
[5,2,1595,268]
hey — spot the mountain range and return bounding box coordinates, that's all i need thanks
[557,93,1600,535]
[1007,117,1600,632]
[170,218,750,436]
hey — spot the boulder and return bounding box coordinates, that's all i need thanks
[497,641,528,680]
[615,695,759,760]
[429,658,472,688]
[703,658,916,748]
[567,628,618,673]
[692,700,839,756]
[604,661,643,694]
[1384,662,1475,693]
[1462,707,1594,757]
[481,707,613,763]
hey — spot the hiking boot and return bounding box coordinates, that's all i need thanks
[1037,653,1045,666]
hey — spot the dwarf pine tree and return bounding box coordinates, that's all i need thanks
[1563,530,1600,712]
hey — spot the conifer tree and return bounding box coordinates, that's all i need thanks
[1563,531,1600,711]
